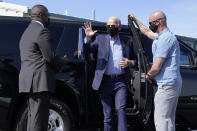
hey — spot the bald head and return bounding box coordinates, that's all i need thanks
[107,16,121,27]
[30,5,49,20]
[149,10,167,25]
[30,5,50,27]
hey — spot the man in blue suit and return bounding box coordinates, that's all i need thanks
[83,17,136,131]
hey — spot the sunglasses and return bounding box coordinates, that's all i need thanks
[106,25,117,28]
[149,17,165,25]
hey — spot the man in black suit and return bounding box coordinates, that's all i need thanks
[19,5,66,131]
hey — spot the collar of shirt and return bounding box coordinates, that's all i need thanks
[158,27,169,37]
[32,20,44,28]
[109,35,120,42]
[154,28,169,40]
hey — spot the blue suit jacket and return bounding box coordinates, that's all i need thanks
[84,34,135,90]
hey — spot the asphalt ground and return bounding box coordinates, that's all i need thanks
[0,128,197,131]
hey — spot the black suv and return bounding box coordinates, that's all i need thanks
[0,16,197,131]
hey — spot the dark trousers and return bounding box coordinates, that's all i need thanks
[27,92,50,131]
[100,76,128,131]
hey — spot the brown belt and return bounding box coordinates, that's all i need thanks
[103,74,125,79]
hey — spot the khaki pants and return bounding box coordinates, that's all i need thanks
[154,85,181,131]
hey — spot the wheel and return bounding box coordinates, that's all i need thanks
[13,98,73,131]
[48,98,73,131]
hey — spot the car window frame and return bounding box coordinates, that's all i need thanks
[179,42,195,67]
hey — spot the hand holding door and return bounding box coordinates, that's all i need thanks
[127,13,135,20]
[146,73,153,84]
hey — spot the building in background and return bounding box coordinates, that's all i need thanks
[0,1,98,22]
[0,2,28,17]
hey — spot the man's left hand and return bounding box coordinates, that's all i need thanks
[146,73,153,84]
[127,13,135,20]
[119,57,132,68]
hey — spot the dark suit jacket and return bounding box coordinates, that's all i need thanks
[19,21,65,93]
[84,34,135,90]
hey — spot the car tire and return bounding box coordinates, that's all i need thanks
[13,97,73,131]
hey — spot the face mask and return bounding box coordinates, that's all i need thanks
[149,24,158,33]
[107,26,119,37]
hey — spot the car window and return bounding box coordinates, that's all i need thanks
[48,25,64,49]
[180,50,190,65]
[194,42,197,51]
[141,34,153,63]
[55,23,81,60]
[0,22,64,69]
[0,23,27,56]
[0,23,64,54]
[0,23,28,69]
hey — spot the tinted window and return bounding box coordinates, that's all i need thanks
[180,50,190,65]
[0,23,27,56]
[0,21,64,69]
[56,23,81,60]
[141,34,153,62]
[48,25,64,49]
[194,42,197,51]
[0,22,28,69]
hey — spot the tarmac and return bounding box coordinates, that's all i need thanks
[0,129,197,131]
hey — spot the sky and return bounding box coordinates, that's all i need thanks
[3,0,197,38]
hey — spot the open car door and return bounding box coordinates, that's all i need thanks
[127,18,154,126]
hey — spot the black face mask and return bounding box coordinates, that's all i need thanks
[149,24,158,33]
[107,26,119,37]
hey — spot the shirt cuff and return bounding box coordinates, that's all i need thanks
[84,37,91,44]
[131,60,136,66]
